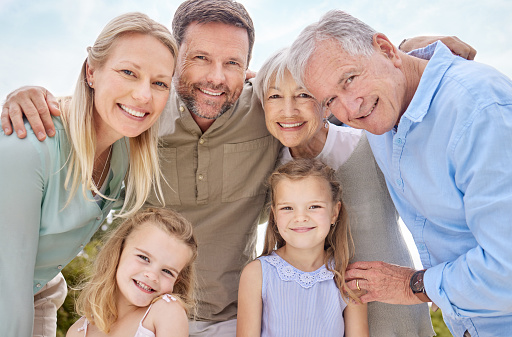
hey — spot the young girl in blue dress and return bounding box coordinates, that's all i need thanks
[238,159,368,337]
[67,208,197,337]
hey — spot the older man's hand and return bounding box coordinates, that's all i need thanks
[400,35,477,60]
[1,86,60,141]
[346,261,424,305]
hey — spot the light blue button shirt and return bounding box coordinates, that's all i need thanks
[367,42,512,337]
[0,116,129,336]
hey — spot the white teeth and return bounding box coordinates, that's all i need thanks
[279,122,304,128]
[120,104,146,118]
[135,280,154,292]
[199,88,222,96]
[362,102,377,118]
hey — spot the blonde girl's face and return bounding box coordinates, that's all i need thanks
[116,222,193,308]
[272,176,341,251]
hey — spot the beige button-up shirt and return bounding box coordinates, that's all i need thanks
[146,80,282,321]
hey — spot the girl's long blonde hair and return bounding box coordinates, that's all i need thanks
[61,12,178,216]
[262,158,358,301]
[76,208,197,333]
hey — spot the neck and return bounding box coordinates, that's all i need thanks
[276,244,326,272]
[190,112,216,133]
[289,126,329,159]
[399,53,428,119]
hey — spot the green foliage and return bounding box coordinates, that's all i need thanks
[430,307,452,337]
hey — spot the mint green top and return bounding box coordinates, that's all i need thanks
[0,116,129,336]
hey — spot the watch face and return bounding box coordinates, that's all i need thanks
[410,270,425,293]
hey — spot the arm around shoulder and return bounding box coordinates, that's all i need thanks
[237,259,263,337]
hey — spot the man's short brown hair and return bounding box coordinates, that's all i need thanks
[172,0,255,66]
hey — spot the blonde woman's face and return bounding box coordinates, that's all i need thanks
[264,70,324,149]
[116,222,193,308]
[87,32,175,141]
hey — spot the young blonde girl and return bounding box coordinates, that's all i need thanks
[67,208,197,337]
[238,159,368,337]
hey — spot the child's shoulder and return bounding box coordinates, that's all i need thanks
[66,316,87,337]
[241,259,262,277]
[145,294,188,337]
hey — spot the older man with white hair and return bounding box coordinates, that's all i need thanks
[288,9,512,337]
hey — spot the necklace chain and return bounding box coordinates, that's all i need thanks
[94,145,112,188]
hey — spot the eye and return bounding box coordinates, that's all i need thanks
[325,97,335,108]
[309,205,322,209]
[298,92,312,99]
[195,55,206,60]
[279,206,292,211]
[154,81,169,89]
[268,94,281,99]
[122,69,135,76]
[227,60,240,66]
[163,269,177,278]
[137,254,149,262]
[346,75,355,85]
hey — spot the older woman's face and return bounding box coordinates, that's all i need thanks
[264,71,323,149]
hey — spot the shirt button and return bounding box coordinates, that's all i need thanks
[179,106,185,112]
[198,174,204,181]
[80,244,84,248]
[396,179,402,186]
[199,138,205,145]
[36,283,41,288]
[396,138,403,144]
[57,265,63,270]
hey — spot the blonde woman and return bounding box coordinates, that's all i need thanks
[0,12,177,336]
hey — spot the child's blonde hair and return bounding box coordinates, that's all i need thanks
[76,208,197,333]
[262,158,358,301]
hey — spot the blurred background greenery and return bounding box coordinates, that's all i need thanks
[56,217,452,337]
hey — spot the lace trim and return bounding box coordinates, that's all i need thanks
[262,252,334,289]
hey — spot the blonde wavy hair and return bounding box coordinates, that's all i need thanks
[61,12,178,216]
[262,158,359,302]
[76,207,198,333]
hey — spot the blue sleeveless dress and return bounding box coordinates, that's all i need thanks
[258,252,346,337]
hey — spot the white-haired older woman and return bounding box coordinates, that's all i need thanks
[0,12,177,336]
[245,47,434,337]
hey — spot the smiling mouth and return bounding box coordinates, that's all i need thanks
[199,88,223,96]
[360,99,378,119]
[291,226,315,233]
[278,122,305,128]
[134,280,155,293]
[119,104,147,118]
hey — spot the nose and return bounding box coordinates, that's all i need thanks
[132,80,152,103]
[331,95,362,123]
[206,62,226,85]
[282,97,299,116]
[294,209,308,223]
[144,270,158,283]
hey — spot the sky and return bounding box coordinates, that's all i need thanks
[1,0,512,101]
[1,0,511,266]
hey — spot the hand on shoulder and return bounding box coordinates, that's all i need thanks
[146,294,189,337]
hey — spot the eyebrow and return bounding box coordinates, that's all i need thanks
[136,248,180,274]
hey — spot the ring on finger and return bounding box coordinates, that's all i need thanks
[356,279,361,291]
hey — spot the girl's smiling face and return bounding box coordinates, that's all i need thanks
[273,176,340,251]
[115,222,193,308]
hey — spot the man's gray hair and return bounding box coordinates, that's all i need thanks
[253,47,290,104]
[288,10,377,88]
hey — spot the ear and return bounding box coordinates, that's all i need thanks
[331,201,342,224]
[373,33,402,68]
[86,61,96,86]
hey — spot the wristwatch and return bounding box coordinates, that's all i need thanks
[410,269,431,302]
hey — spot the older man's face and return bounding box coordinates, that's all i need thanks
[174,21,249,120]
[305,38,406,135]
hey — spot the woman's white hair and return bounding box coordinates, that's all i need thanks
[253,47,290,104]
[288,10,377,88]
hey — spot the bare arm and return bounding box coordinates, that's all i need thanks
[399,35,477,60]
[1,86,60,141]
[344,301,369,337]
[237,260,263,337]
[152,297,189,337]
